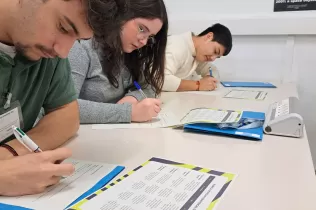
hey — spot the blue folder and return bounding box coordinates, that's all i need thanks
[221,81,276,88]
[0,166,124,210]
[184,111,265,140]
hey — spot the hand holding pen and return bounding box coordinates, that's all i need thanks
[131,81,161,122]
[12,125,42,153]
[12,125,69,165]
[133,81,148,99]
[209,66,213,77]
[1,126,75,196]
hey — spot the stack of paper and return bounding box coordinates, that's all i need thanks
[68,157,237,210]
[224,90,268,100]
[92,109,243,130]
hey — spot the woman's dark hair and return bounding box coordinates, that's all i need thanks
[84,0,168,95]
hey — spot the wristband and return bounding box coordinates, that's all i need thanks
[196,81,200,91]
[0,144,18,156]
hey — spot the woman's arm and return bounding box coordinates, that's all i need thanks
[69,41,134,124]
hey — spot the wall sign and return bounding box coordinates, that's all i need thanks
[274,0,316,12]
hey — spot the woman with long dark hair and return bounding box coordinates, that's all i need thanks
[69,0,168,124]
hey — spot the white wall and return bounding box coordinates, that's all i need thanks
[165,0,316,167]
[165,0,316,35]
[165,0,273,15]
[213,36,289,83]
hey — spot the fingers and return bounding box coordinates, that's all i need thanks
[207,78,217,90]
[209,76,218,81]
[154,105,161,114]
[49,163,75,176]
[200,77,217,91]
[139,98,162,119]
[152,112,158,118]
[47,176,62,187]
[207,77,218,83]
[141,98,162,107]
[44,148,72,163]
[151,98,162,107]
[208,84,215,91]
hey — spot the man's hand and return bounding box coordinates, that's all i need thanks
[0,148,74,196]
[131,98,161,122]
[0,147,15,160]
[199,76,218,91]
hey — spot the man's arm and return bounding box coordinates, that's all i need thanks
[177,63,220,91]
[177,80,199,92]
[3,101,79,157]
[162,49,183,92]
[177,77,218,92]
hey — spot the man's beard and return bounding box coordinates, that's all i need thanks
[15,43,32,59]
[15,42,56,60]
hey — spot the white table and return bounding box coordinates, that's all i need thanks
[65,82,316,210]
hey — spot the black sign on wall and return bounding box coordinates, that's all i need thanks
[274,0,316,12]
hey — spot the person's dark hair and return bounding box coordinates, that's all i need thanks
[198,23,232,56]
[84,0,168,95]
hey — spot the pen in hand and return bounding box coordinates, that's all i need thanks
[209,66,213,77]
[12,125,42,153]
[134,81,147,99]
[12,125,65,164]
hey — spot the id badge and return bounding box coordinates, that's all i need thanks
[0,101,24,142]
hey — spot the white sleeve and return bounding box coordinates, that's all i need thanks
[162,50,182,91]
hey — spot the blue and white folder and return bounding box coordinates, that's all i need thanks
[221,81,276,88]
[0,165,124,210]
[184,111,265,140]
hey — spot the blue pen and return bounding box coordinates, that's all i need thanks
[209,67,213,77]
[133,81,147,99]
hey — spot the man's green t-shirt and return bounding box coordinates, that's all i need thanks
[0,51,77,135]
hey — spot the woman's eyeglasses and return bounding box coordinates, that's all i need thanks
[136,22,156,46]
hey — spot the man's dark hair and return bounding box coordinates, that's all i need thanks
[84,0,168,95]
[198,23,232,56]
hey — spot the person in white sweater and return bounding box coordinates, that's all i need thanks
[163,23,232,92]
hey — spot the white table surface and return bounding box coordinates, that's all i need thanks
[65,82,316,210]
